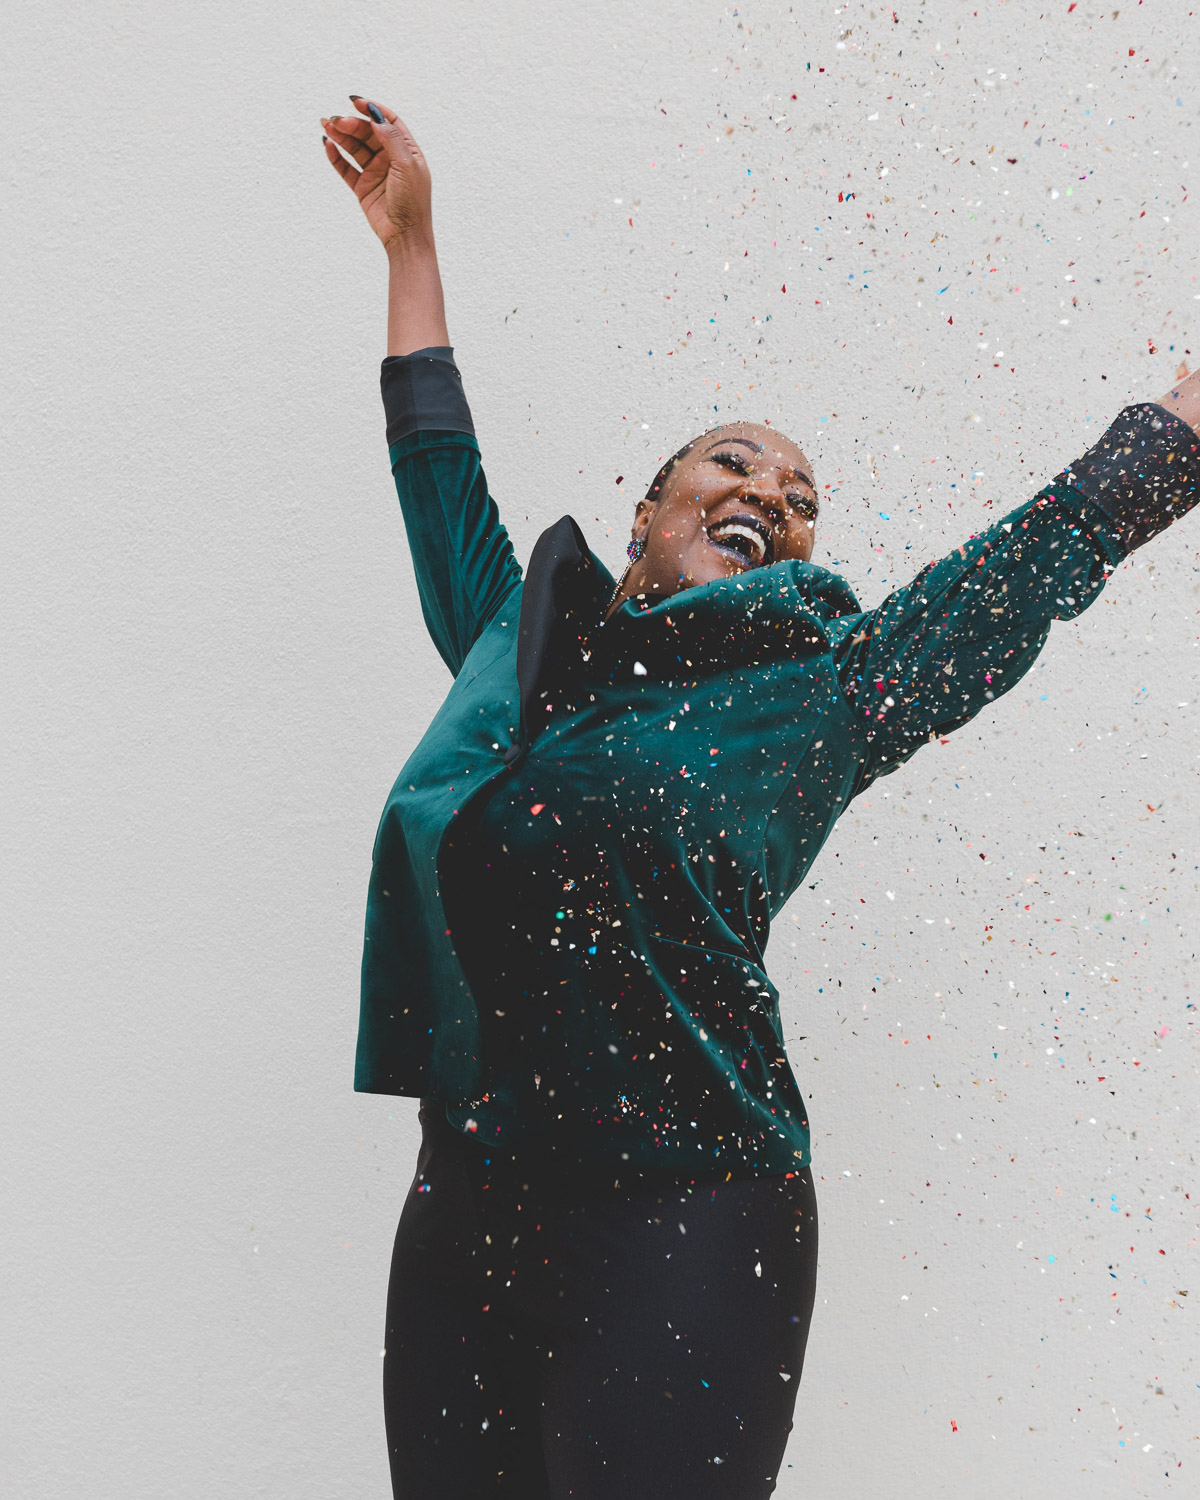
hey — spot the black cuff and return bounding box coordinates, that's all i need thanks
[1054,401,1200,552]
[381,346,476,445]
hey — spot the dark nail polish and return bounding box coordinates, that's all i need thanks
[349,93,364,100]
[366,102,384,124]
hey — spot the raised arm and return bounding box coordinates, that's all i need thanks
[827,395,1200,794]
[321,96,521,676]
[1155,362,1200,444]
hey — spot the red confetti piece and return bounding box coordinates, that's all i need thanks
[530,803,545,815]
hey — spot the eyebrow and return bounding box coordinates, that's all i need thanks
[703,436,818,499]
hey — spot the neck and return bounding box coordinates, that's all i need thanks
[605,561,637,619]
[606,563,673,620]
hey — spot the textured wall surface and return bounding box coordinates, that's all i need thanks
[6,1,1200,1494]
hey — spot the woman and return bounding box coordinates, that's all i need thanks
[321,97,1200,1496]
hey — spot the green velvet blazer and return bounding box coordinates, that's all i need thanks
[356,347,1198,1177]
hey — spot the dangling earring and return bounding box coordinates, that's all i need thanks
[606,534,646,616]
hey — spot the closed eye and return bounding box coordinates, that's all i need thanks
[710,451,819,519]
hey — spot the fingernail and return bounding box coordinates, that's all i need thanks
[366,102,384,124]
[349,93,364,101]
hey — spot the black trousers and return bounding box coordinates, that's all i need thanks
[383,1103,819,1497]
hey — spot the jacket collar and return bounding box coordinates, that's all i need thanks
[505,516,614,763]
[506,514,863,761]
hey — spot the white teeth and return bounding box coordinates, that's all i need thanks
[708,521,766,561]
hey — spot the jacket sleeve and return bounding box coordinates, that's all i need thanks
[826,400,1200,792]
[381,347,523,676]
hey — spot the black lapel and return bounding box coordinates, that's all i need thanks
[504,516,611,763]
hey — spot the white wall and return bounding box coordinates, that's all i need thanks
[5,1,1199,1494]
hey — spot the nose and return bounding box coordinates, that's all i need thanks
[739,472,789,526]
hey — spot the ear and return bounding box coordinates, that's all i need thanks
[633,497,657,541]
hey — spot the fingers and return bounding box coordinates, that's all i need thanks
[321,115,379,169]
[322,133,359,188]
[348,95,428,168]
[349,94,398,125]
[320,94,429,209]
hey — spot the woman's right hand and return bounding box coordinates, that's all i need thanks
[321,96,434,253]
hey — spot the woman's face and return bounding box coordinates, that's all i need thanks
[618,422,819,609]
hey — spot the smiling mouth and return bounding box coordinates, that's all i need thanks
[706,512,775,568]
